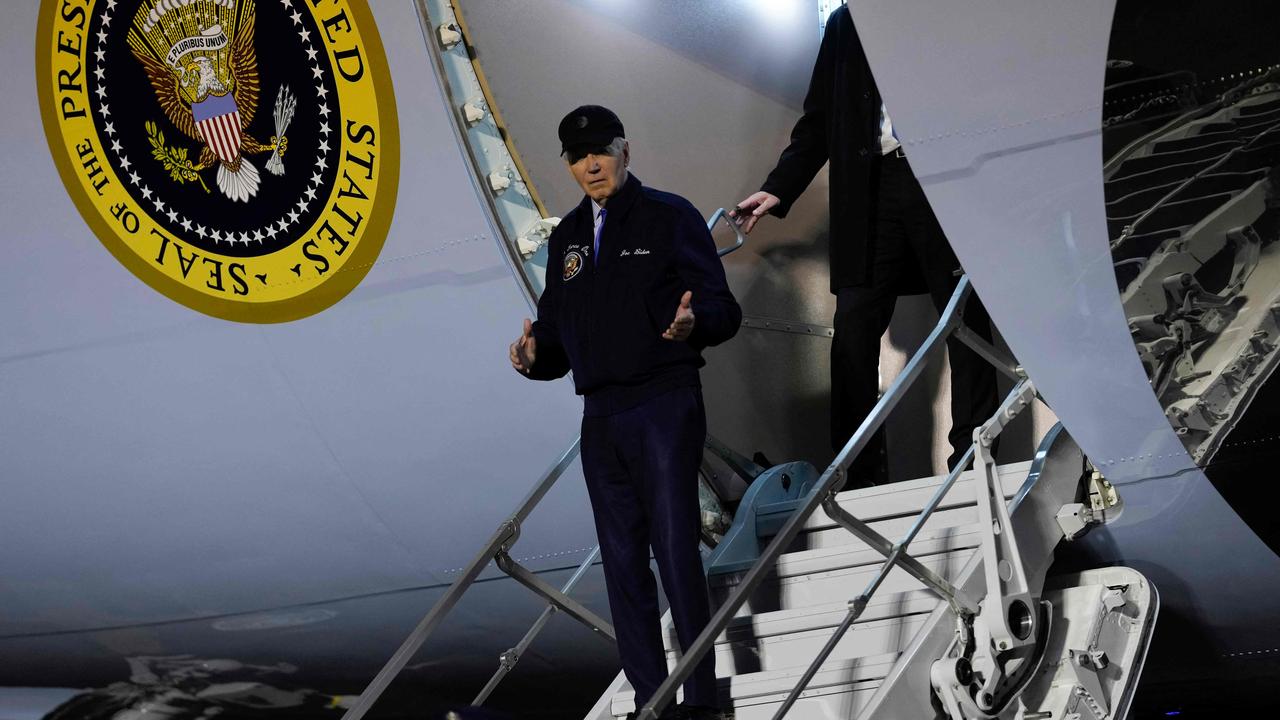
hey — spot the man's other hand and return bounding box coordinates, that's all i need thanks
[662,291,695,342]
[510,318,537,373]
[728,191,780,233]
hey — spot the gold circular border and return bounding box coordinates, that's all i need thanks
[34,0,401,324]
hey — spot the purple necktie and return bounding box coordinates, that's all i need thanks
[593,208,606,265]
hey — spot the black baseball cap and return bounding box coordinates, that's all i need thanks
[558,105,625,154]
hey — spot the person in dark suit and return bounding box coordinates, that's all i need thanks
[731,4,998,479]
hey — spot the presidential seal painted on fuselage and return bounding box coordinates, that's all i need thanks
[37,0,400,322]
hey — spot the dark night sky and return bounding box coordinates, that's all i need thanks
[1108,0,1280,79]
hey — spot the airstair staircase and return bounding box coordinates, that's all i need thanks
[599,462,1037,719]
[591,428,1156,720]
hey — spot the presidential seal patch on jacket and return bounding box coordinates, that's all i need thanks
[36,0,399,322]
[563,250,583,280]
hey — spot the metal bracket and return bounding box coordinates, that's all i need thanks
[974,381,1039,655]
[930,380,1050,719]
[1056,468,1123,540]
[515,216,560,258]
[1055,503,1093,541]
[497,519,521,554]
[1067,648,1112,719]
[930,601,1054,719]
[494,552,616,642]
[1087,468,1122,519]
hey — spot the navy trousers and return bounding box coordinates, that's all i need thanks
[832,153,999,474]
[580,386,717,709]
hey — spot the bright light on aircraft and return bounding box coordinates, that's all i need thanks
[746,0,807,30]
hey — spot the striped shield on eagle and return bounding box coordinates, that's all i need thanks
[193,92,243,168]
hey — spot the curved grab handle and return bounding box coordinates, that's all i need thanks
[707,207,747,257]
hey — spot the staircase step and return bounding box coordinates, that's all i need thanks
[610,655,897,719]
[733,521,984,588]
[710,589,942,646]
[667,587,942,652]
[778,503,985,553]
[669,609,929,676]
[814,461,1028,527]
[783,462,1027,548]
[710,543,975,617]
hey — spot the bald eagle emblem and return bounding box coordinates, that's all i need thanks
[128,0,294,202]
[564,250,584,280]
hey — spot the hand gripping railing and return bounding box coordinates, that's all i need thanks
[341,437,610,720]
[635,275,1022,720]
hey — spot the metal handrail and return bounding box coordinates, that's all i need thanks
[636,276,996,720]
[770,379,1033,719]
[342,438,590,720]
[708,207,748,257]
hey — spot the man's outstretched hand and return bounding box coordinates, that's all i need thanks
[728,191,780,233]
[662,291,695,342]
[510,318,537,373]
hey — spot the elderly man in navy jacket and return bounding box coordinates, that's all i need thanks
[509,106,739,720]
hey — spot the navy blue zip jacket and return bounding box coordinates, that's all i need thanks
[526,174,742,416]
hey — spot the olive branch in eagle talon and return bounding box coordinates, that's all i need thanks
[145,120,211,193]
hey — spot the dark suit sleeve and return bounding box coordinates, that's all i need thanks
[525,228,572,381]
[675,207,741,350]
[759,9,838,219]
